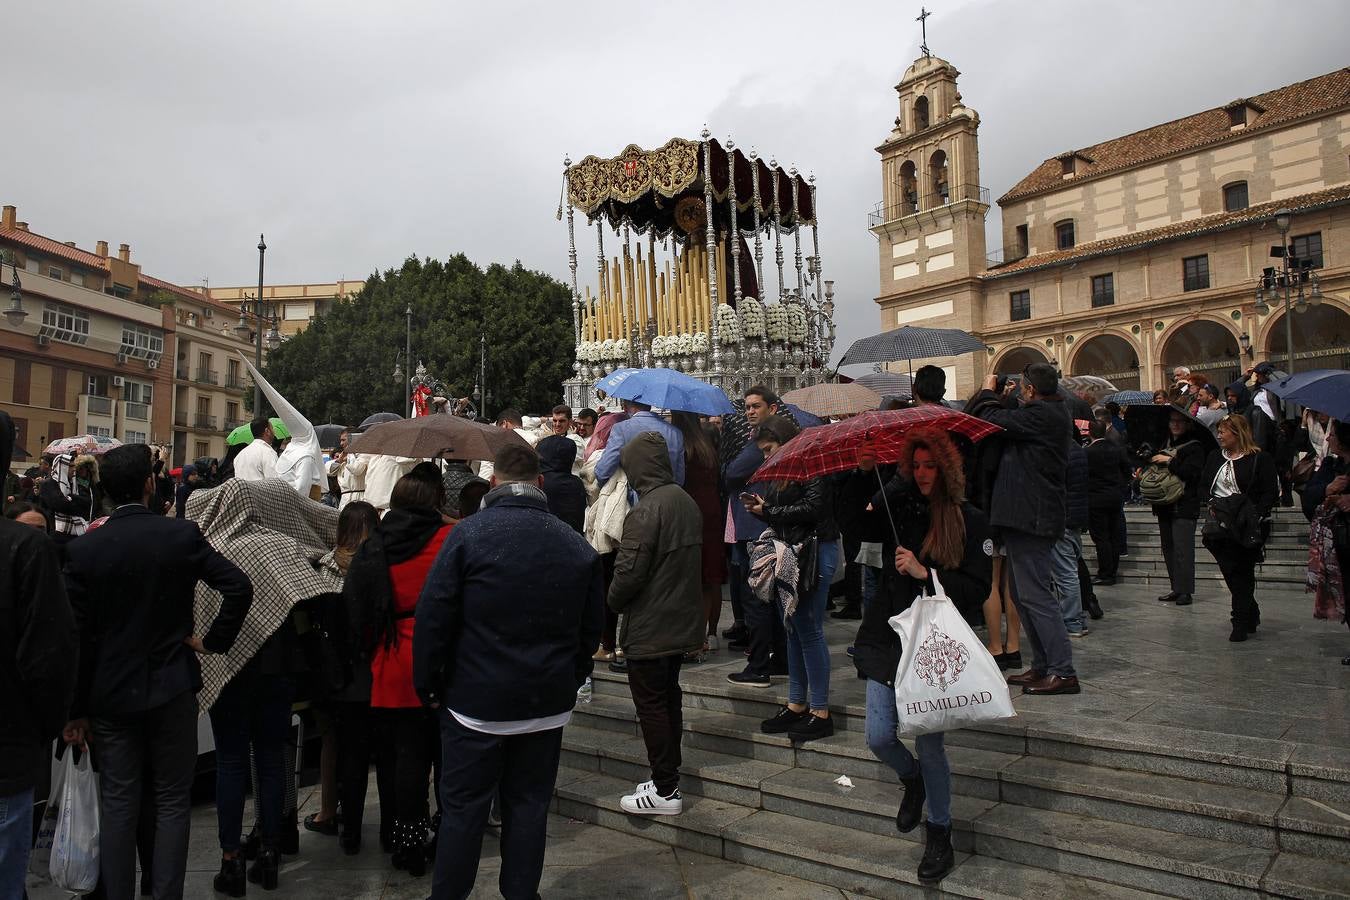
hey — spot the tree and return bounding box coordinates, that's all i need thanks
[260,254,574,426]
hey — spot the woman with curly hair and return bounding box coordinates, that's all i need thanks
[850,428,992,884]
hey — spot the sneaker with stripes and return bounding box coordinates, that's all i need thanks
[620,785,683,816]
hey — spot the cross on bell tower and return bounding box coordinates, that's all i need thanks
[916,7,932,58]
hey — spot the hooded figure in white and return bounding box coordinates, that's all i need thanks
[241,353,325,501]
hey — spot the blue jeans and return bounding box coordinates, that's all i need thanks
[861,565,880,612]
[0,785,34,899]
[864,679,950,826]
[1051,529,1085,633]
[1004,529,1076,678]
[209,673,294,852]
[786,539,839,710]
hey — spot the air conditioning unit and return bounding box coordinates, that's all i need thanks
[146,358,159,370]
[112,376,126,388]
[116,352,128,364]
[36,334,50,347]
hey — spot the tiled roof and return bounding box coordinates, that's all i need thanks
[141,274,241,318]
[0,226,106,269]
[1000,69,1350,204]
[982,184,1350,280]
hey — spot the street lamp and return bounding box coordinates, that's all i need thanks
[231,236,275,411]
[1,252,24,328]
[1254,209,1322,374]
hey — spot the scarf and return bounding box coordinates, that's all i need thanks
[747,527,802,622]
[481,481,547,509]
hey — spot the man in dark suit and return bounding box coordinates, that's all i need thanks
[62,444,252,900]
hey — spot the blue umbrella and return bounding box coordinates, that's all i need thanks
[1103,390,1155,406]
[783,403,824,428]
[1264,368,1350,420]
[595,367,735,416]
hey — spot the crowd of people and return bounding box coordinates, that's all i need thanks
[2,352,1347,898]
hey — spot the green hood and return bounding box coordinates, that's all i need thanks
[620,431,675,496]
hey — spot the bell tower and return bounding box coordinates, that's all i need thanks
[870,45,990,391]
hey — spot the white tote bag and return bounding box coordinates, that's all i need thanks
[49,749,101,894]
[889,572,1015,737]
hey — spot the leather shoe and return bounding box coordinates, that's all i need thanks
[1156,592,1177,602]
[1022,674,1081,695]
[1005,668,1045,686]
[1174,594,1193,606]
[1085,598,1104,620]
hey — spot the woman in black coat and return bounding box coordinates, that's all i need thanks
[1148,409,1208,606]
[853,427,991,885]
[536,436,585,533]
[1200,414,1279,642]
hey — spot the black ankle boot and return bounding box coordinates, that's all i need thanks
[391,820,427,877]
[247,847,278,891]
[240,828,260,861]
[896,775,926,833]
[917,822,954,883]
[213,856,246,897]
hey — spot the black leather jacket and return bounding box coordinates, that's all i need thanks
[758,476,840,544]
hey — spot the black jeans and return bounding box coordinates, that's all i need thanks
[1204,535,1261,628]
[90,689,198,900]
[742,592,787,676]
[1088,506,1124,578]
[333,700,394,845]
[209,673,294,852]
[431,711,563,900]
[626,655,684,795]
[374,707,436,829]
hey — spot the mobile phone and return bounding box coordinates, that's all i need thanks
[738,491,757,502]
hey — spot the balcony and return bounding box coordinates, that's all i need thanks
[85,395,113,416]
[194,368,219,385]
[193,414,218,430]
[176,364,189,380]
[124,402,149,421]
[225,374,246,390]
[868,183,990,229]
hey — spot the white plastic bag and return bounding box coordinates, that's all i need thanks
[28,747,64,881]
[889,572,1015,736]
[49,749,100,894]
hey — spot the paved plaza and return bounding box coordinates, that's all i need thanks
[25,578,1349,899]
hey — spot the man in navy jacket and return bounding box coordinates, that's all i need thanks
[415,442,603,900]
[62,443,251,900]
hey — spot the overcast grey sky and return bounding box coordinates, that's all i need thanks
[5,0,1347,368]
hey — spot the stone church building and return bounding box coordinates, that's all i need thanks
[871,55,1350,396]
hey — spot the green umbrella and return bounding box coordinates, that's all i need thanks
[226,417,291,446]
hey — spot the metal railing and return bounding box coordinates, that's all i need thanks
[868,183,989,228]
[986,247,1029,268]
[124,402,149,421]
[225,374,246,390]
[176,365,189,380]
[194,368,219,385]
[193,414,217,430]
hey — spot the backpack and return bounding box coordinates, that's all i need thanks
[1138,440,1196,505]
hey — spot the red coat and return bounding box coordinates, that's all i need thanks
[370,524,453,708]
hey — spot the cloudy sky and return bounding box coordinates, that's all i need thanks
[6,0,1347,369]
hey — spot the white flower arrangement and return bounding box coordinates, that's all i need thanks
[610,338,630,361]
[651,335,670,357]
[715,305,741,345]
[739,297,766,338]
[765,302,789,342]
[674,333,694,356]
[692,331,710,354]
[599,338,615,361]
[785,303,809,344]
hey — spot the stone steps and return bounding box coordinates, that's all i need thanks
[561,667,1350,899]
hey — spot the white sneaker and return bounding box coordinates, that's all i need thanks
[620,787,683,816]
[706,635,719,652]
[632,779,655,796]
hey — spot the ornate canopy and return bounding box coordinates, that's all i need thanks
[566,138,815,236]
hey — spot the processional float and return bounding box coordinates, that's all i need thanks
[560,130,836,408]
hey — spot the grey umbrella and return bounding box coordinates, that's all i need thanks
[358,412,403,430]
[853,371,913,398]
[838,326,987,368]
[314,423,348,449]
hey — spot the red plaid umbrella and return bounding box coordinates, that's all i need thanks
[750,406,1001,483]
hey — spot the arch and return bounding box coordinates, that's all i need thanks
[898,160,918,215]
[990,345,1048,376]
[1262,302,1350,371]
[914,95,930,130]
[929,149,949,206]
[1158,318,1241,391]
[1067,333,1140,390]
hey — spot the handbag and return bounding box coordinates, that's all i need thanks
[1138,441,1195,505]
[1203,494,1263,549]
[889,572,1015,736]
[1291,456,1317,490]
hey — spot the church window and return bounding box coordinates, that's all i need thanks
[914,96,930,130]
[1010,290,1031,322]
[1182,255,1210,292]
[1091,273,1115,307]
[1015,224,1029,259]
[1055,220,1075,250]
[898,161,918,214]
[1223,181,1248,212]
[929,150,949,205]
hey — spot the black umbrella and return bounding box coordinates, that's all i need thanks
[838,326,987,367]
[358,412,403,430]
[1123,404,1218,460]
[314,423,348,449]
